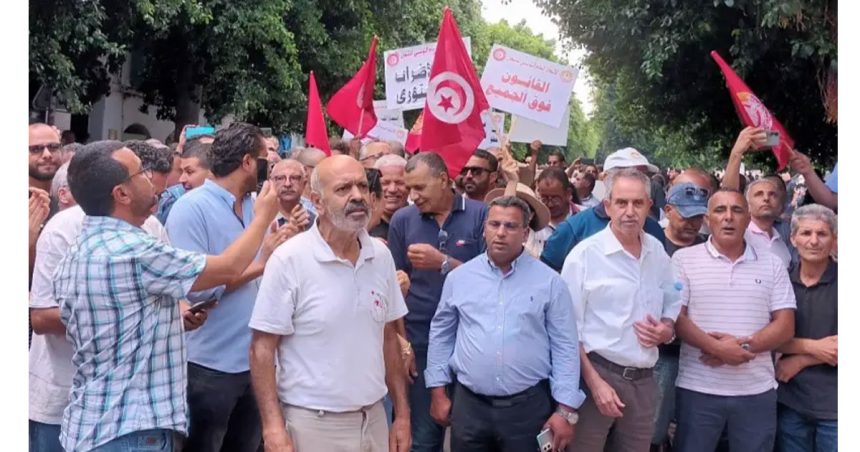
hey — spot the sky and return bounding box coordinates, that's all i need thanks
[479,0,594,116]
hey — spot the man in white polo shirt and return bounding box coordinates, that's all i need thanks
[673,189,796,452]
[561,168,680,451]
[248,155,411,452]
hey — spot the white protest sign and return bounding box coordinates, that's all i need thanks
[508,106,571,146]
[384,38,471,111]
[480,45,578,128]
[374,100,404,128]
[343,122,409,146]
[478,111,506,150]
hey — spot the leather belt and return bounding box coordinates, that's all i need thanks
[457,379,549,408]
[587,352,653,381]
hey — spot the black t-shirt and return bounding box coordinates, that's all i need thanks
[778,260,838,420]
[659,233,708,356]
[369,218,390,240]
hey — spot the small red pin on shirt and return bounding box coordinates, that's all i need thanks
[455,239,466,247]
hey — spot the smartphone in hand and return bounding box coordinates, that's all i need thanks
[188,299,217,314]
[537,428,554,452]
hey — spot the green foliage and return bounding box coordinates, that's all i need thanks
[536,0,838,169]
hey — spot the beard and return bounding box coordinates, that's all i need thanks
[328,200,370,232]
[29,163,57,182]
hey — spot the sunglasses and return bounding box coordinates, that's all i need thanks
[460,166,489,177]
[438,229,448,253]
[29,143,62,155]
[681,186,709,201]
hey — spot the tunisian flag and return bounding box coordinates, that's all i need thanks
[711,51,793,169]
[404,112,424,154]
[305,71,331,155]
[420,8,489,177]
[327,36,378,137]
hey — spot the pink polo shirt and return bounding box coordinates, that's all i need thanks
[672,239,795,396]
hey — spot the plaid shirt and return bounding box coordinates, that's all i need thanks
[54,216,206,452]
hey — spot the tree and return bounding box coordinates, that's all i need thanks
[536,0,838,168]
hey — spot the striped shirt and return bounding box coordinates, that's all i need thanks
[672,239,795,396]
[745,221,791,268]
[54,216,207,452]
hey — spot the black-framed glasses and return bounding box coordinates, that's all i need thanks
[29,143,62,155]
[437,229,448,253]
[460,166,488,177]
[123,166,153,183]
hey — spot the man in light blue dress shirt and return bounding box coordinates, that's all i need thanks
[425,196,585,452]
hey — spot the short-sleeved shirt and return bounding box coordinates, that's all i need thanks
[167,179,259,373]
[30,207,170,426]
[249,222,407,412]
[778,261,838,420]
[561,226,680,368]
[387,193,487,347]
[745,221,792,269]
[672,239,796,397]
[54,216,206,452]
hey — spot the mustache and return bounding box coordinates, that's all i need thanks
[345,201,369,215]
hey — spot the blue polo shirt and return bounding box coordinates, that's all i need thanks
[166,179,259,373]
[540,203,666,272]
[388,193,487,348]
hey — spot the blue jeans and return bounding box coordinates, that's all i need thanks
[651,352,679,445]
[409,346,445,452]
[777,403,837,452]
[29,420,63,452]
[90,429,175,452]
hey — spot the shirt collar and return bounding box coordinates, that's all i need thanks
[82,215,145,234]
[309,219,375,264]
[599,223,650,259]
[705,236,758,262]
[421,191,465,218]
[203,179,250,206]
[789,259,837,286]
[485,248,528,277]
[748,220,781,242]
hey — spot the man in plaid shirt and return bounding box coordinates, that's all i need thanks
[52,140,279,452]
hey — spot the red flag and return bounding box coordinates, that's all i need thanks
[405,112,424,154]
[710,51,793,169]
[326,36,378,137]
[420,8,490,177]
[305,71,331,155]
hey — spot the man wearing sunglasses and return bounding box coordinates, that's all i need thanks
[460,150,498,202]
[29,123,62,196]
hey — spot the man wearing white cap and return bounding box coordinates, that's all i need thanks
[540,147,666,272]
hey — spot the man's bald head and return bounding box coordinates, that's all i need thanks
[311,154,363,195]
[294,147,326,168]
[673,168,713,193]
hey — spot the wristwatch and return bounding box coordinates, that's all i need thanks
[440,255,451,276]
[740,342,751,351]
[555,407,579,425]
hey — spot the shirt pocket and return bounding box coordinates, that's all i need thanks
[643,286,665,319]
[363,290,389,324]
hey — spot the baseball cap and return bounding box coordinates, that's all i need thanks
[603,147,659,173]
[667,183,709,218]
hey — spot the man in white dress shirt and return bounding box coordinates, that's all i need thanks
[248,155,411,452]
[561,168,680,451]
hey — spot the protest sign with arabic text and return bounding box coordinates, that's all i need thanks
[384,38,471,111]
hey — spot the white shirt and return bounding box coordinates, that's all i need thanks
[561,225,680,368]
[249,222,408,412]
[29,206,168,424]
[579,194,601,210]
[744,221,791,268]
[525,225,556,259]
[672,239,795,396]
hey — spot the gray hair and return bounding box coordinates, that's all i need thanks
[373,154,408,170]
[791,204,837,236]
[309,165,323,196]
[488,196,532,227]
[359,141,391,160]
[386,140,405,157]
[744,178,779,199]
[604,168,651,200]
[51,162,70,199]
[405,152,448,177]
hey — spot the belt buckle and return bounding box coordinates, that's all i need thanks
[622,367,637,380]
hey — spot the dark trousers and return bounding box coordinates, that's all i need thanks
[450,380,553,452]
[184,363,261,452]
[675,388,776,452]
[409,346,446,452]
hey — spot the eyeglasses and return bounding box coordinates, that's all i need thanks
[438,229,448,253]
[539,194,566,206]
[460,166,489,177]
[271,175,304,184]
[486,220,523,231]
[29,143,62,155]
[123,166,153,183]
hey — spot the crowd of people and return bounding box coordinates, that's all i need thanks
[28,120,837,452]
